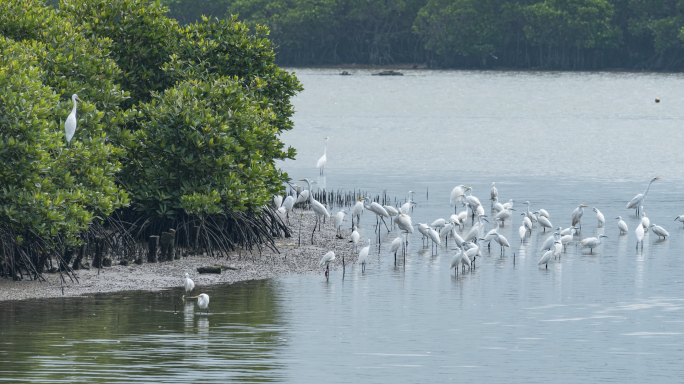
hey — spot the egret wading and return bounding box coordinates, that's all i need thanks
[593,207,605,227]
[675,215,684,227]
[389,236,402,264]
[320,251,335,279]
[572,205,588,230]
[616,216,628,234]
[626,176,660,217]
[580,235,608,254]
[490,182,498,207]
[650,224,669,239]
[194,293,210,315]
[635,219,645,250]
[358,239,371,272]
[317,137,328,175]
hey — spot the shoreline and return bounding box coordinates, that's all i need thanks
[0,211,358,302]
[283,64,684,74]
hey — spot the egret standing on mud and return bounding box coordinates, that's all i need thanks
[182,273,195,299]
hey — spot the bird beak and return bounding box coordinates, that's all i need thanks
[298,179,304,181]
[582,205,588,207]
[193,295,200,298]
[77,97,82,102]
[655,176,661,180]
[457,194,464,197]
[491,182,494,186]
[465,186,471,190]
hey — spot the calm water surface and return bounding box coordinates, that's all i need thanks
[2,69,684,383]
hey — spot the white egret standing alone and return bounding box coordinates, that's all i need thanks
[65,94,81,143]
[316,137,328,175]
[194,293,210,315]
[626,176,660,217]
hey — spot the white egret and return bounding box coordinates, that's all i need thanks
[492,197,504,212]
[450,247,465,275]
[580,234,608,253]
[357,239,371,272]
[484,221,500,250]
[450,185,468,212]
[465,215,487,243]
[363,197,391,234]
[494,207,514,226]
[536,211,553,232]
[440,222,454,246]
[276,206,287,220]
[476,204,485,217]
[635,220,645,250]
[401,191,415,214]
[65,94,81,143]
[490,182,498,206]
[539,209,550,219]
[427,228,441,254]
[389,236,402,263]
[502,199,515,210]
[518,221,526,243]
[384,205,399,227]
[492,232,510,256]
[464,241,479,267]
[431,218,446,232]
[334,210,347,238]
[282,195,295,224]
[351,226,360,250]
[456,211,468,227]
[316,137,328,175]
[675,215,684,227]
[640,209,650,231]
[560,227,575,251]
[319,251,335,278]
[626,176,660,217]
[560,226,574,236]
[593,207,605,227]
[299,178,330,243]
[464,190,481,222]
[523,201,536,223]
[616,216,628,234]
[417,223,430,246]
[553,238,563,259]
[450,225,465,248]
[273,195,283,208]
[296,185,311,206]
[650,224,669,239]
[571,205,588,229]
[394,212,414,234]
[182,273,195,300]
[352,199,364,226]
[194,293,210,315]
[538,244,557,269]
[541,229,561,252]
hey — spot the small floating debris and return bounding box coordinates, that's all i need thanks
[655,98,660,103]
[340,71,352,76]
[372,70,403,76]
[197,265,222,274]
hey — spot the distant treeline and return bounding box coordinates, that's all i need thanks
[160,0,684,70]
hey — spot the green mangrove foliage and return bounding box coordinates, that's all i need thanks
[0,0,300,280]
[161,0,684,70]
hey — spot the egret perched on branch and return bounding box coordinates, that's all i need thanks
[571,205,588,230]
[580,234,607,253]
[194,293,210,315]
[593,207,605,227]
[65,94,81,143]
[616,216,628,234]
[182,273,194,300]
[319,251,335,279]
[626,176,660,217]
[317,137,328,175]
[650,224,669,239]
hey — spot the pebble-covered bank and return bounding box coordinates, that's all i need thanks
[0,211,368,301]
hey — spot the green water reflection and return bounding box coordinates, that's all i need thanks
[0,280,286,383]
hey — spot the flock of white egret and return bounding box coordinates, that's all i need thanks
[277,171,675,279]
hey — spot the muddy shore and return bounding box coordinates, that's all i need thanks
[0,211,364,302]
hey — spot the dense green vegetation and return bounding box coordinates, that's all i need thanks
[0,0,299,280]
[162,0,684,70]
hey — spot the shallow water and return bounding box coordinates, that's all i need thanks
[3,69,684,383]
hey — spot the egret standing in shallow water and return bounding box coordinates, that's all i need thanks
[65,94,81,143]
[358,239,371,272]
[194,293,210,315]
[389,236,402,264]
[319,251,335,279]
[490,182,498,207]
[616,216,628,234]
[635,219,645,250]
[316,137,328,175]
[626,176,660,217]
[580,234,608,253]
[650,224,669,239]
[182,273,195,299]
[572,205,588,230]
[675,215,684,227]
[593,207,605,227]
